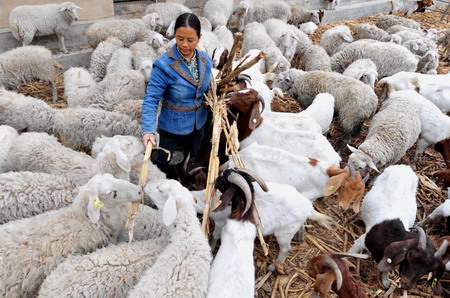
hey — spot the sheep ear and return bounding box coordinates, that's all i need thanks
[269,61,279,72]
[163,195,178,226]
[59,7,66,11]
[323,172,348,196]
[109,139,131,172]
[413,43,419,51]
[87,195,101,223]
[342,33,353,42]
[75,6,82,10]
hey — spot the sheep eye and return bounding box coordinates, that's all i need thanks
[112,190,117,199]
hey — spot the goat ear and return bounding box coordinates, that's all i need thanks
[378,239,418,272]
[162,195,178,226]
[249,102,262,130]
[87,195,101,223]
[323,172,348,196]
[108,139,131,172]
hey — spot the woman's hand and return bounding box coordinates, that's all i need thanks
[142,133,156,147]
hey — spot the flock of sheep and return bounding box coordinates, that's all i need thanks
[1,0,450,297]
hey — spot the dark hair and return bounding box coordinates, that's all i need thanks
[174,13,201,37]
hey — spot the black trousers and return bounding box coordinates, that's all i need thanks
[153,127,205,178]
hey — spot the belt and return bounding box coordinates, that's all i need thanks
[162,100,203,112]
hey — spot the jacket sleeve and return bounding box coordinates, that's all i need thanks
[141,60,169,134]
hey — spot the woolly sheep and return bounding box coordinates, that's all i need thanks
[299,22,319,35]
[354,23,392,42]
[331,40,418,78]
[416,50,439,74]
[0,125,18,173]
[63,67,97,107]
[89,37,124,82]
[106,48,133,77]
[0,89,56,134]
[227,0,250,32]
[130,41,158,82]
[0,46,61,102]
[8,133,144,186]
[203,0,234,29]
[393,90,450,161]
[53,108,141,152]
[86,17,156,48]
[245,0,292,24]
[9,2,81,53]
[0,173,141,297]
[437,29,450,60]
[263,18,301,62]
[288,2,322,25]
[0,171,77,224]
[199,31,220,58]
[113,99,143,124]
[376,14,421,31]
[342,59,378,89]
[348,94,421,172]
[242,22,291,73]
[320,25,353,56]
[144,3,192,34]
[213,25,234,51]
[128,179,212,298]
[78,69,146,111]
[272,69,378,152]
[299,44,332,72]
[39,204,168,297]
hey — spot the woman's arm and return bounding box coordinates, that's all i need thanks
[141,61,169,146]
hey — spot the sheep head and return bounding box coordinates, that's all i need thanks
[59,2,81,22]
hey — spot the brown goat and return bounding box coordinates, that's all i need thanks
[433,138,450,187]
[307,252,368,298]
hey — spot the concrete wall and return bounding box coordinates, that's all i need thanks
[0,0,114,29]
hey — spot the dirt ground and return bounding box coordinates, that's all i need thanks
[18,7,450,298]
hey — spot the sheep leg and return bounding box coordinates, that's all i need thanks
[268,225,299,272]
[56,33,69,54]
[381,272,390,289]
[51,79,58,103]
[293,225,305,242]
[413,139,429,165]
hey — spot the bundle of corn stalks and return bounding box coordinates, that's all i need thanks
[201,32,269,255]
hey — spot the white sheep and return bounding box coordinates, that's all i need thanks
[348,94,421,172]
[354,23,393,42]
[245,0,292,24]
[272,69,378,152]
[343,59,378,89]
[0,46,62,102]
[203,0,234,29]
[288,2,322,26]
[299,44,332,72]
[320,25,353,56]
[331,40,419,78]
[213,25,234,51]
[130,41,157,82]
[0,173,141,297]
[378,71,450,111]
[240,121,341,165]
[8,133,144,186]
[63,67,97,108]
[127,179,212,298]
[416,50,439,74]
[0,89,56,135]
[38,204,168,297]
[227,0,250,32]
[89,37,124,82]
[86,17,157,48]
[199,31,220,58]
[78,69,146,111]
[9,2,81,53]
[375,14,421,31]
[242,22,291,73]
[144,3,192,35]
[0,125,19,173]
[106,48,133,77]
[0,171,77,224]
[299,22,319,35]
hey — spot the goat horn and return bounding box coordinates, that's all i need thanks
[362,173,370,183]
[257,95,266,114]
[182,152,191,173]
[435,240,449,258]
[227,172,253,216]
[348,164,355,178]
[323,257,343,291]
[236,168,269,192]
[415,225,427,250]
[333,252,369,259]
[187,166,206,175]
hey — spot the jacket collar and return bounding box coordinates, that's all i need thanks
[168,45,207,87]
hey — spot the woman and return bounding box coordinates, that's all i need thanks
[141,13,212,177]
